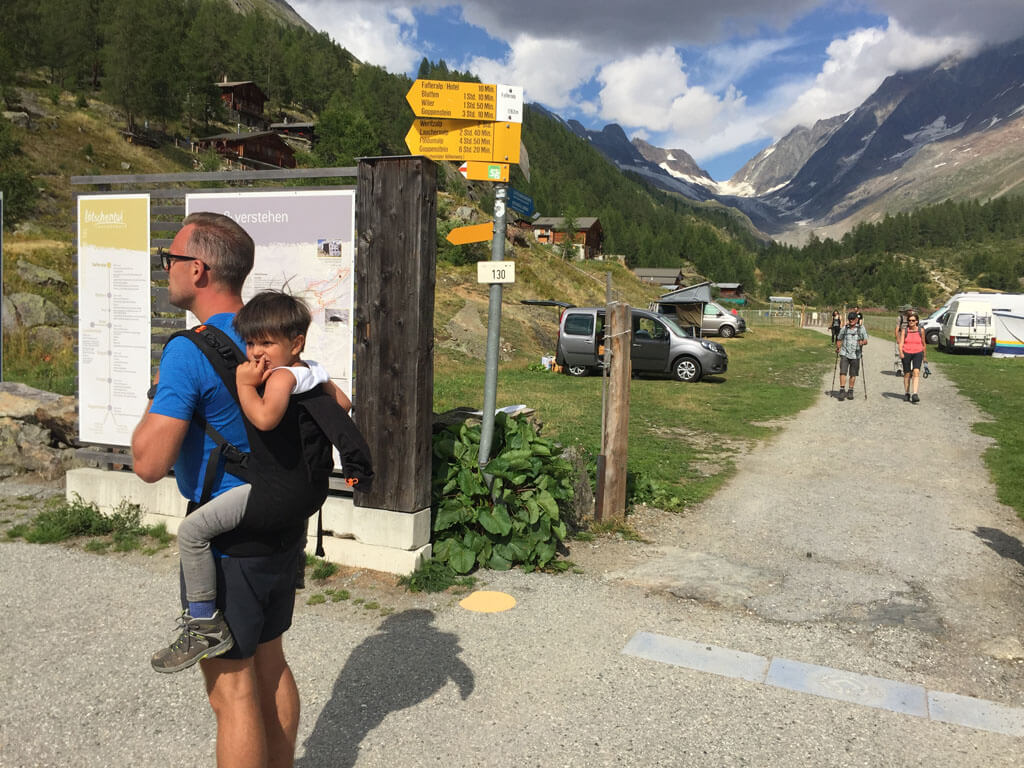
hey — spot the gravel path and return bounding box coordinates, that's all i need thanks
[2,334,1024,767]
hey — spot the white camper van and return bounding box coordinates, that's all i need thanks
[924,292,1024,346]
[938,298,996,353]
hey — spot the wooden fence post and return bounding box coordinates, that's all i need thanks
[595,301,630,521]
[353,156,436,513]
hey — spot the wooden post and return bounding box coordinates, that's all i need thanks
[595,301,630,521]
[353,156,436,513]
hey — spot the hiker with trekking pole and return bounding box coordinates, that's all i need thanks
[835,310,868,401]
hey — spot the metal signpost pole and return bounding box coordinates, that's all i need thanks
[478,184,508,477]
[1,191,4,381]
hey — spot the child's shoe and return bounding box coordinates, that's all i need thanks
[151,610,233,673]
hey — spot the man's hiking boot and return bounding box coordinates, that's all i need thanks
[151,611,234,673]
[905,392,912,402]
[911,393,920,404]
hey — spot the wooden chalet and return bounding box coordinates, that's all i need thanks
[634,268,685,289]
[194,131,296,169]
[529,216,603,259]
[270,121,316,144]
[216,79,268,128]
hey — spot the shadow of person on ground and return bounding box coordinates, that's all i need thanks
[297,609,474,768]
[975,527,1024,569]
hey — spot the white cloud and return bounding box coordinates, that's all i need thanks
[289,1,422,73]
[768,20,979,136]
[466,36,602,109]
[594,48,756,160]
[703,37,796,93]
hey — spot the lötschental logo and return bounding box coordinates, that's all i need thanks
[83,210,126,228]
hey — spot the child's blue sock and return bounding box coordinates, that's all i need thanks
[188,600,216,619]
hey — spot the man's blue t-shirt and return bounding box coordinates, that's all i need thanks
[150,313,250,504]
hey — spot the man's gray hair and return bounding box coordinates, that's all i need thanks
[182,212,254,292]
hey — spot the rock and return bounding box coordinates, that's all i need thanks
[0,382,79,446]
[1,296,16,333]
[6,292,72,327]
[2,110,30,128]
[0,417,78,480]
[120,162,131,170]
[26,325,75,349]
[454,206,475,222]
[15,261,67,288]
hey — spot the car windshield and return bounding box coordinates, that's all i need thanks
[659,314,690,337]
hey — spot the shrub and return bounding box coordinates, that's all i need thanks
[431,413,574,573]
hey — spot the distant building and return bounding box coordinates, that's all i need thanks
[194,131,296,169]
[215,79,268,128]
[713,282,746,305]
[270,120,316,145]
[634,268,685,289]
[529,216,603,259]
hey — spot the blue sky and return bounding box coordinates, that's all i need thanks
[290,1,1024,181]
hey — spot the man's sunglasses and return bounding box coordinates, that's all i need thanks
[158,248,207,272]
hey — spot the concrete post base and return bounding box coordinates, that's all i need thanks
[65,467,431,576]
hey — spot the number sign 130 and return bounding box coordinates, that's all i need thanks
[476,260,516,284]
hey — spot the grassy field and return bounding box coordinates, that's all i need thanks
[435,325,833,511]
[929,351,1024,518]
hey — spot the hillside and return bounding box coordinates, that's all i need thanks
[1,79,663,391]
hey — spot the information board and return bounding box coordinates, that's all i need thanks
[77,194,151,445]
[186,190,357,396]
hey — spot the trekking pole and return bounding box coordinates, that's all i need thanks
[859,348,868,400]
[831,349,839,397]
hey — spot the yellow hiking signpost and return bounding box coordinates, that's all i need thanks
[404,78,526,476]
[405,80,523,122]
[446,222,494,245]
[404,119,521,163]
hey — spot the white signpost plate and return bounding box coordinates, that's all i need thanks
[477,260,515,284]
[496,84,524,123]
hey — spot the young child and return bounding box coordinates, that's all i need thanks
[151,290,353,673]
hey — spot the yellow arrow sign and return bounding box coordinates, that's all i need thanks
[406,119,521,163]
[447,222,494,245]
[458,161,509,182]
[406,80,524,122]
[406,80,498,120]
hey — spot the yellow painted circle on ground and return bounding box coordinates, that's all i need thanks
[458,590,517,613]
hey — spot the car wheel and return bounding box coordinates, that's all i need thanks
[566,365,590,377]
[926,330,939,345]
[672,356,702,382]
[719,325,735,338]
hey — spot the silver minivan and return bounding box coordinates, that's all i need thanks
[701,301,746,337]
[555,307,728,382]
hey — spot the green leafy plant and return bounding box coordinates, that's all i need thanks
[398,558,476,593]
[6,495,168,552]
[431,413,574,573]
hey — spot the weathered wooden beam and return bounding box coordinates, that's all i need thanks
[353,156,437,513]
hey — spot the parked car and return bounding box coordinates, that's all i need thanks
[555,306,728,382]
[920,307,947,345]
[701,301,746,337]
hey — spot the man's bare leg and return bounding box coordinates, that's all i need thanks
[202,657,267,768]
[254,636,300,768]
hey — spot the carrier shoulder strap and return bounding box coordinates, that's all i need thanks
[167,324,249,506]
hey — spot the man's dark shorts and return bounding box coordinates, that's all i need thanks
[839,356,861,376]
[901,351,923,373]
[180,538,305,659]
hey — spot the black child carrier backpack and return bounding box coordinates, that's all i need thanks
[168,324,374,557]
